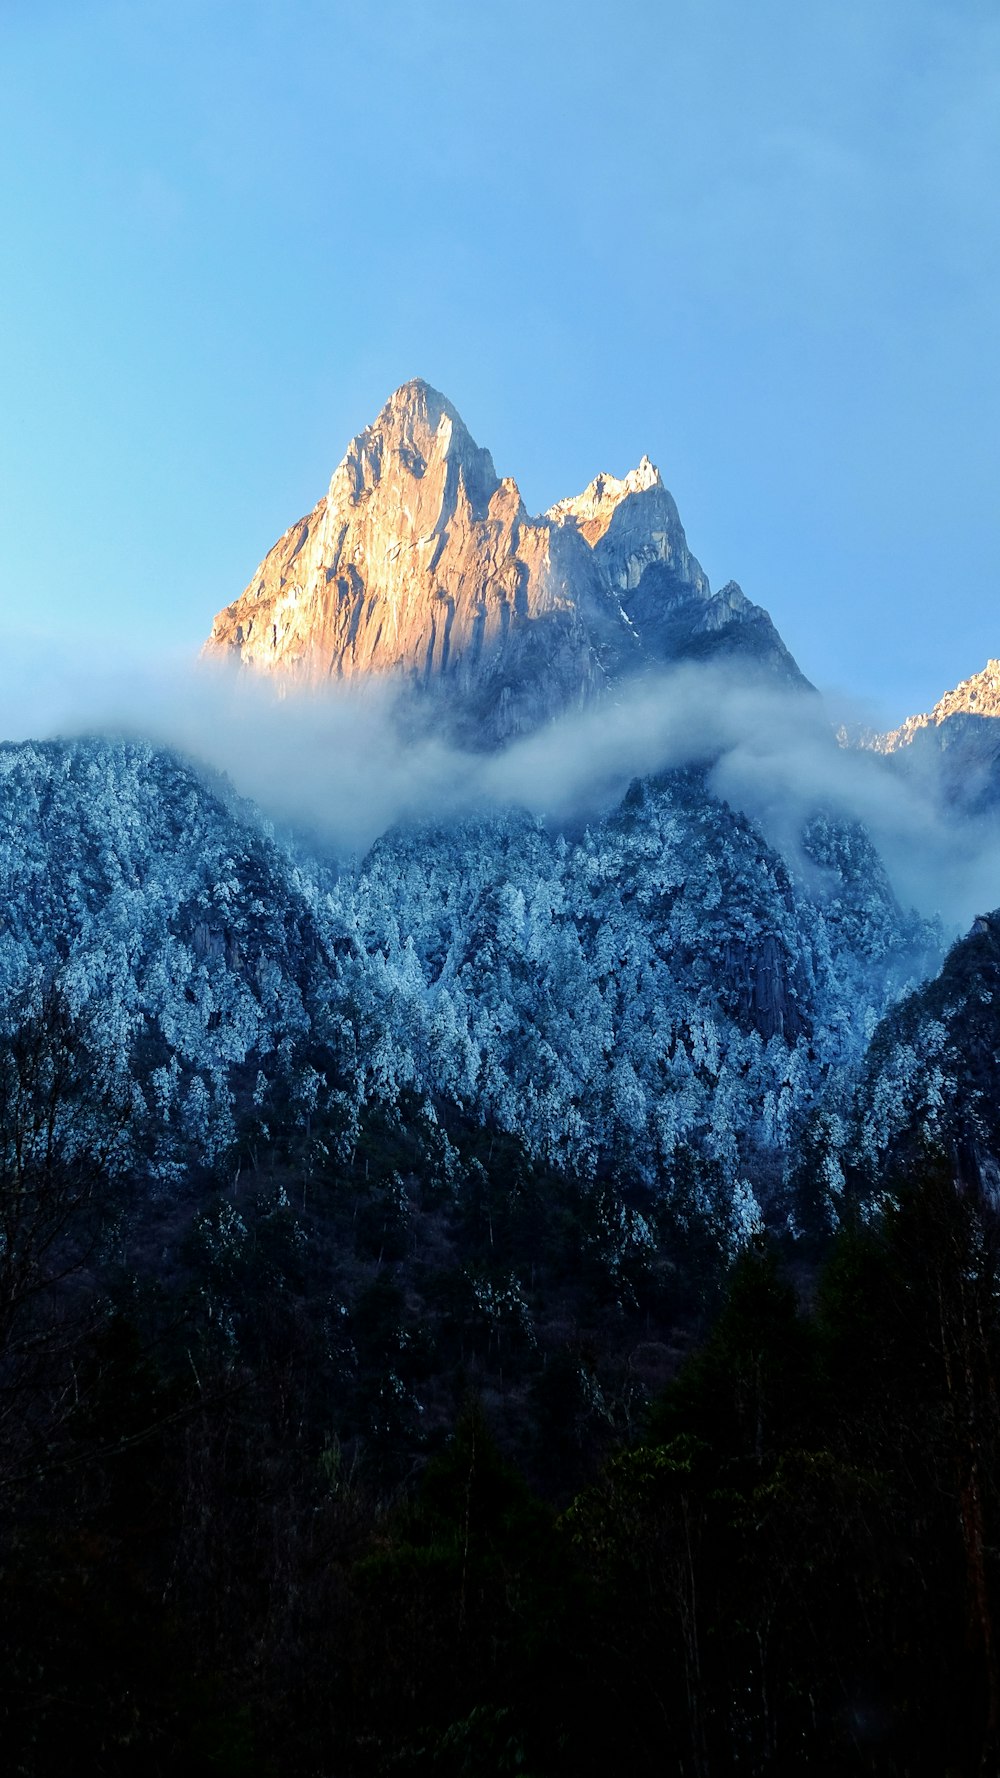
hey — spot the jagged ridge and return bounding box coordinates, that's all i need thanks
[205,380,806,743]
[870,659,1000,753]
[856,657,1000,817]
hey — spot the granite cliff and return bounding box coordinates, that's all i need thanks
[205,380,806,743]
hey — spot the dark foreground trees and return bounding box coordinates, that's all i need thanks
[2,1098,999,1774]
[559,1184,1000,1777]
[0,989,131,1492]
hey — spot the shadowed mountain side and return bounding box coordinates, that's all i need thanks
[621,566,807,684]
[845,908,1000,1203]
[894,713,1000,817]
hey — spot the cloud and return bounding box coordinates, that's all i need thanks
[1,635,997,930]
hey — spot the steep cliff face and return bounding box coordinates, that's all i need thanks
[206,382,632,743]
[206,381,807,741]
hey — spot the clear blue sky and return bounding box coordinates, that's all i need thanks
[2,0,998,725]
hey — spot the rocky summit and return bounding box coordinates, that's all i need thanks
[205,379,806,743]
[871,658,1000,754]
[862,658,1000,815]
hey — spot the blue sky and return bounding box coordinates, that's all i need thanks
[2,0,998,725]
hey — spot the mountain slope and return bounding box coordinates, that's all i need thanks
[0,738,332,1174]
[845,908,1000,1196]
[328,777,934,1201]
[0,738,936,1219]
[205,380,807,742]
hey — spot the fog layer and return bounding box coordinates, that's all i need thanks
[1,638,996,931]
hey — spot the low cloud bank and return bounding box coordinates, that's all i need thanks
[1,637,998,930]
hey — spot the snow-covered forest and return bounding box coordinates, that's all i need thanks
[4,734,1000,1778]
[0,736,948,1232]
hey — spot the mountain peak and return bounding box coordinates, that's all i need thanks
[205,385,803,741]
[331,379,499,514]
[874,659,1000,753]
[374,377,461,433]
[546,455,665,545]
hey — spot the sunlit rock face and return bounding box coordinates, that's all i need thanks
[873,660,1000,753]
[206,379,806,743]
[864,659,1000,814]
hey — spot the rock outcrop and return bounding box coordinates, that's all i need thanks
[871,660,1000,754]
[862,659,1000,814]
[206,379,806,743]
[548,457,709,595]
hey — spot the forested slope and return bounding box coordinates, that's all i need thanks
[3,735,1000,1774]
[0,738,937,1222]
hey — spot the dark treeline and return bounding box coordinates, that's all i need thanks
[1,1002,999,1775]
